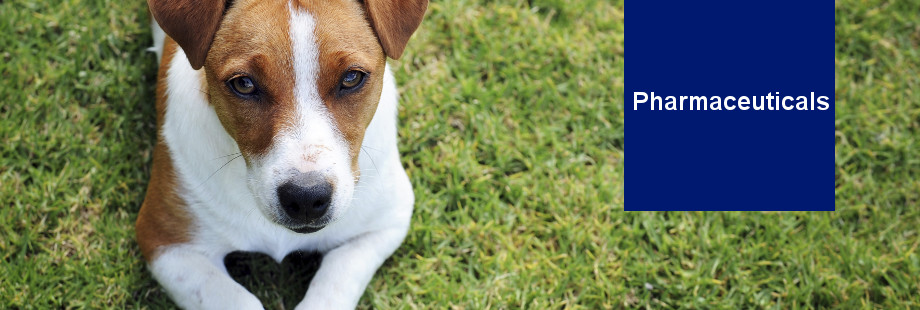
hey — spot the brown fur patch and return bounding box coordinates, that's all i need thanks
[148,0,228,69]
[137,0,426,260]
[202,0,388,175]
[203,0,296,159]
[364,0,428,59]
[136,38,193,261]
[297,0,386,174]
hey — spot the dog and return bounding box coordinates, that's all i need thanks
[135,0,427,308]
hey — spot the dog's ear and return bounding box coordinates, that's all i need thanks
[364,0,428,60]
[148,0,228,70]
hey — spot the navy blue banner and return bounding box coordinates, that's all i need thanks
[626,1,833,211]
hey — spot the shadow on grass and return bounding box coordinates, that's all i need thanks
[225,251,323,310]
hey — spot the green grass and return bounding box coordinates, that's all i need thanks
[0,0,917,308]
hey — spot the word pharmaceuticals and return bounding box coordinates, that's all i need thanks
[633,92,830,111]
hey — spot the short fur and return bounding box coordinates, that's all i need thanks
[137,0,427,308]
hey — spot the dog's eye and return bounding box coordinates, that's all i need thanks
[227,76,257,97]
[340,70,366,91]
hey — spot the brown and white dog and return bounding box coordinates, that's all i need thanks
[136,0,426,308]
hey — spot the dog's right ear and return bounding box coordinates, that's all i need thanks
[148,0,228,70]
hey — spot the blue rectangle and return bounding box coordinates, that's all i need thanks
[626,1,833,211]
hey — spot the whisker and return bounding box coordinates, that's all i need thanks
[211,152,242,160]
[361,147,379,176]
[243,204,260,223]
[360,145,384,153]
[194,154,242,190]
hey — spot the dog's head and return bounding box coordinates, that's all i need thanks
[149,0,426,233]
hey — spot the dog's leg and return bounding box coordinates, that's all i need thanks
[294,228,408,309]
[149,246,264,310]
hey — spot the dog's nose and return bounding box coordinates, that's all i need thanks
[277,171,333,224]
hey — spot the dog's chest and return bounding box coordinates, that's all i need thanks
[192,200,357,261]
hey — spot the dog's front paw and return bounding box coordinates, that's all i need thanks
[294,293,356,310]
[169,288,264,310]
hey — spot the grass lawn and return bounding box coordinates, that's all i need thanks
[1,0,918,308]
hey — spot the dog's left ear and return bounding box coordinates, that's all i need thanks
[364,0,428,60]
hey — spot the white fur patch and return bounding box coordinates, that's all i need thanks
[250,4,357,226]
[149,8,415,308]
